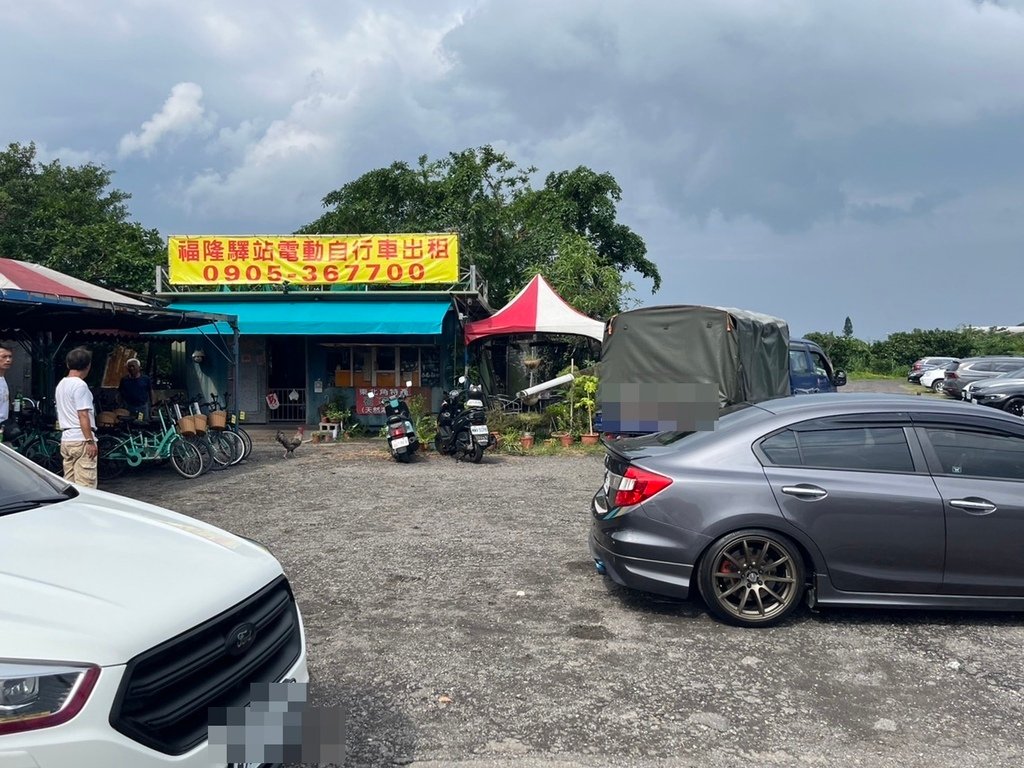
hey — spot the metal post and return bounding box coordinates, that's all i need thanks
[155,265,162,292]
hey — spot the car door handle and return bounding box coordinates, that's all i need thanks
[781,485,828,500]
[949,498,997,515]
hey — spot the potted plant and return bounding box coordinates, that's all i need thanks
[321,395,347,425]
[546,403,573,447]
[517,412,542,450]
[575,375,600,445]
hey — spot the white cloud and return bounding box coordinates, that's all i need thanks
[118,82,210,159]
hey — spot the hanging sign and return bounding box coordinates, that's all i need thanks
[265,393,280,410]
[168,234,459,285]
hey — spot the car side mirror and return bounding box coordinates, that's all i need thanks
[834,371,847,387]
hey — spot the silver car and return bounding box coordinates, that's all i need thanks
[941,356,1024,399]
[590,393,1024,627]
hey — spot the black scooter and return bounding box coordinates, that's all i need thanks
[435,376,494,463]
[368,384,420,462]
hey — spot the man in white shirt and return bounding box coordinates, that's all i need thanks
[55,346,98,487]
[0,342,13,424]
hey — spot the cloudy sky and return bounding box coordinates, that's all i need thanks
[3,0,1023,340]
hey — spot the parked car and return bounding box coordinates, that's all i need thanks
[967,366,1024,417]
[940,356,1024,399]
[908,356,958,383]
[0,444,308,766]
[788,338,847,394]
[921,363,957,392]
[590,393,1024,627]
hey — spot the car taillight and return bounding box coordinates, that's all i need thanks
[614,466,673,507]
[391,426,406,437]
[947,371,958,379]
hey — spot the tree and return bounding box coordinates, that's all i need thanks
[843,316,854,338]
[0,142,164,292]
[299,146,659,313]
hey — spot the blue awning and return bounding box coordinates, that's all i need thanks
[156,300,452,336]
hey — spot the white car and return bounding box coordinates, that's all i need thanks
[0,444,308,767]
[920,366,951,392]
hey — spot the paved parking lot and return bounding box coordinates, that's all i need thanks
[105,387,1024,767]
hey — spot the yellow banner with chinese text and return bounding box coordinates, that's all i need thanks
[167,234,459,285]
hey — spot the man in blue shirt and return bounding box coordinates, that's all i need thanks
[119,358,153,419]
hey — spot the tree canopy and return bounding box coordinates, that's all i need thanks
[0,142,163,293]
[299,146,660,316]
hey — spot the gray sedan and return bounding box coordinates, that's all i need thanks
[590,393,1024,627]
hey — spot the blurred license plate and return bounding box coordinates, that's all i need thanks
[470,425,488,435]
[392,437,409,448]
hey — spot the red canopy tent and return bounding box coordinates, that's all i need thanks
[463,274,605,344]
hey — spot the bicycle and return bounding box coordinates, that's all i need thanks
[96,403,205,480]
[184,395,244,468]
[200,392,253,462]
[7,397,63,475]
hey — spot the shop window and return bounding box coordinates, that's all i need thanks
[376,347,397,387]
[399,347,421,387]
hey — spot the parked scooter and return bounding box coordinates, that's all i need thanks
[435,376,494,463]
[368,382,420,462]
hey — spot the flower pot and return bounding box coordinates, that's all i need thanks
[581,433,600,446]
[556,433,573,448]
[521,434,535,450]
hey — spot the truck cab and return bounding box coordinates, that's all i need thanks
[789,337,847,394]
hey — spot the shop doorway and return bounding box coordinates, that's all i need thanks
[267,336,307,422]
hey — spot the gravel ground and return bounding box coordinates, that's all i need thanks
[101,381,1024,767]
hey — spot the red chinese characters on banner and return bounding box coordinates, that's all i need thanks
[168,234,458,285]
[176,240,201,262]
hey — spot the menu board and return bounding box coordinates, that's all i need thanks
[420,349,440,387]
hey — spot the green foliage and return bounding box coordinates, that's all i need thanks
[321,393,349,423]
[299,146,659,312]
[0,142,164,291]
[804,332,872,373]
[544,402,571,433]
[843,316,854,338]
[485,405,513,434]
[498,426,526,455]
[515,412,543,435]
[804,327,1024,376]
[572,374,599,434]
[405,393,437,444]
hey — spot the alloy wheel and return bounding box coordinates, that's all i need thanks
[699,530,804,627]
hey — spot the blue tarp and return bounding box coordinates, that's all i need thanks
[157,300,452,336]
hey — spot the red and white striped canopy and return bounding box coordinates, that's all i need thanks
[464,274,605,344]
[0,257,146,306]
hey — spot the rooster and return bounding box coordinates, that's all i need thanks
[275,425,305,458]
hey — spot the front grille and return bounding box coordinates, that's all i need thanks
[110,576,301,755]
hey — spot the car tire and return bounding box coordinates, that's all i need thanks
[931,379,945,393]
[698,529,805,628]
[1003,397,1024,418]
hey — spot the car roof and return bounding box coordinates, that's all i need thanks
[753,392,1023,425]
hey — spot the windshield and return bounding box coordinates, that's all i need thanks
[0,444,74,514]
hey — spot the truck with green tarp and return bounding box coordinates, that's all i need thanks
[598,305,792,434]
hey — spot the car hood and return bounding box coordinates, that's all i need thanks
[972,379,1024,395]
[0,486,283,666]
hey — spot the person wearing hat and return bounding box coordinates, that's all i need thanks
[119,357,153,420]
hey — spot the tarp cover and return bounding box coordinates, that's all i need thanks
[600,305,790,429]
[464,274,604,343]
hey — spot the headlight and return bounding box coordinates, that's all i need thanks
[979,393,1008,401]
[0,662,100,735]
